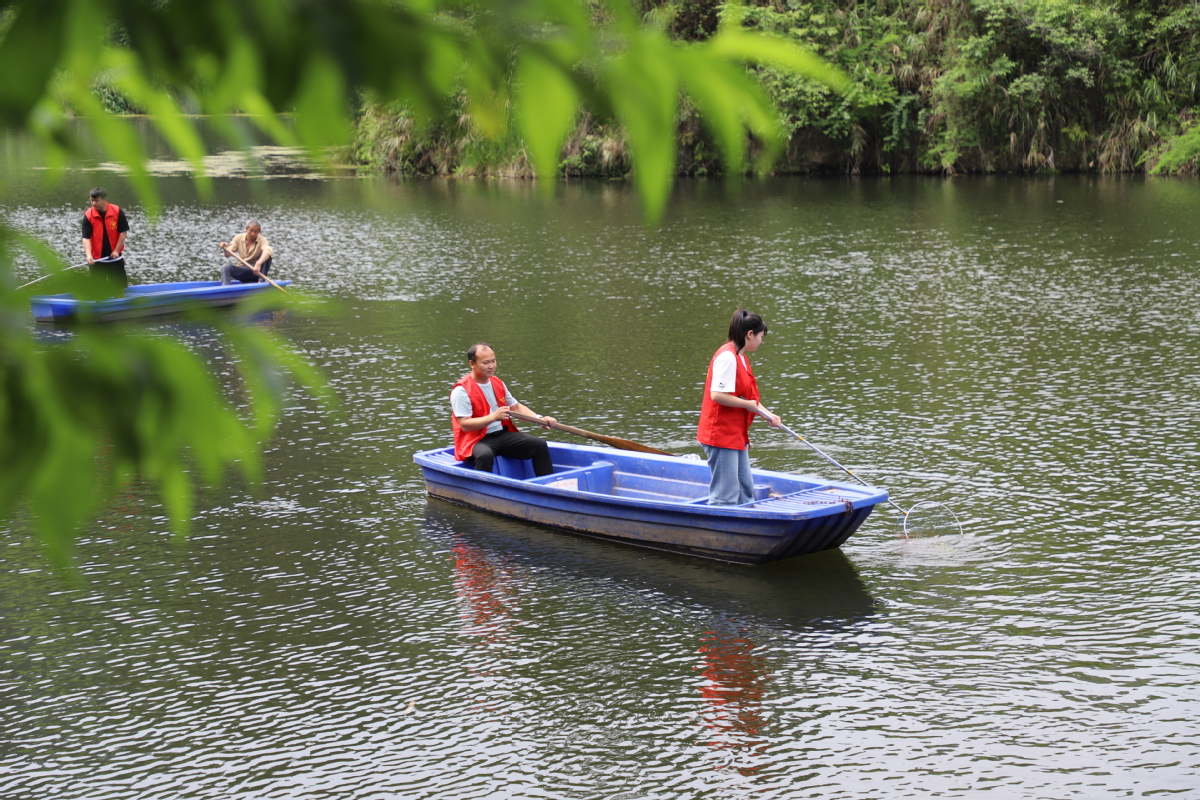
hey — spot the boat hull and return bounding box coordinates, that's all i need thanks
[413,442,887,565]
[30,280,291,323]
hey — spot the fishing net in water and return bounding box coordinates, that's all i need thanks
[892,500,964,540]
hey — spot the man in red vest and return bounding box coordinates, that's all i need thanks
[80,187,130,289]
[450,343,557,476]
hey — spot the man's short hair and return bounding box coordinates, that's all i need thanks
[89,187,108,200]
[467,342,493,363]
[246,219,261,231]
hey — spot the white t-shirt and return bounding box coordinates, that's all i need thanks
[710,350,746,393]
[451,381,518,434]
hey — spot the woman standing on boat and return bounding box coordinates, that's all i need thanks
[698,309,782,505]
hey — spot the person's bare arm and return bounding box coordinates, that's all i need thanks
[456,406,509,431]
[511,402,555,428]
[255,241,273,268]
[710,392,781,428]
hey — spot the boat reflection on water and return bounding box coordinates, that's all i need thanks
[695,628,773,776]
[426,499,880,783]
[424,498,877,632]
[426,498,878,781]
[450,529,522,651]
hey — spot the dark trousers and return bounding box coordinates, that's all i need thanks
[467,429,553,477]
[90,258,128,292]
[221,256,273,285]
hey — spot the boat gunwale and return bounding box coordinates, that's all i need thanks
[413,443,888,518]
[29,280,293,322]
[30,280,290,305]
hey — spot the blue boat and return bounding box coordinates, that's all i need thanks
[30,280,291,323]
[413,441,889,564]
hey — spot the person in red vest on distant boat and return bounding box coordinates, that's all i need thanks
[451,343,557,476]
[218,219,274,284]
[697,309,782,505]
[80,187,130,290]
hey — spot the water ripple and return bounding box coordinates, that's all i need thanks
[4,175,1200,798]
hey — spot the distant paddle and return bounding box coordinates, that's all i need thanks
[508,410,674,456]
[221,247,291,295]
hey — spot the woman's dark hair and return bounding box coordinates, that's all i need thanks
[727,309,768,350]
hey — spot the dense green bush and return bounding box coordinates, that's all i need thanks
[350,0,1200,176]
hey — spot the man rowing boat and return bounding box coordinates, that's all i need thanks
[450,343,557,477]
[218,219,274,284]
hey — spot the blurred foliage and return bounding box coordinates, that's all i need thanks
[346,0,846,207]
[351,0,1200,176]
[0,0,843,567]
[1,228,327,570]
[0,0,844,218]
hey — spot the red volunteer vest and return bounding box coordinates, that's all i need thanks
[451,374,519,461]
[697,342,760,450]
[85,203,123,258]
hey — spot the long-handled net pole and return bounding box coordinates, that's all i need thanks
[759,411,962,539]
[17,263,90,290]
[774,421,908,516]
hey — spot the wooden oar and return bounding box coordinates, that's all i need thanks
[508,410,675,456]
[221,246,291,295]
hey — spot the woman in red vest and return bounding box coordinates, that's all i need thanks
[80,187,129,289]
[697,309,781,505]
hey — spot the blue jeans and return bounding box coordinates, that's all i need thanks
[702,444,753,505]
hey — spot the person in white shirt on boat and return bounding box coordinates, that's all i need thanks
[218,219,274,285]
[450,343,557,476]
[697,309,782,505]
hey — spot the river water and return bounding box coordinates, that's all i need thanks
[2,133,1200,798]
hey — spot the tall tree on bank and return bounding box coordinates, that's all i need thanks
[0,0,845,567]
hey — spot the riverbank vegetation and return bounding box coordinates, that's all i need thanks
[351,0,1200,177]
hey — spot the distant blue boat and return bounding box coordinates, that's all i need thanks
[413,441,888,564]
[30,280,291,323]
